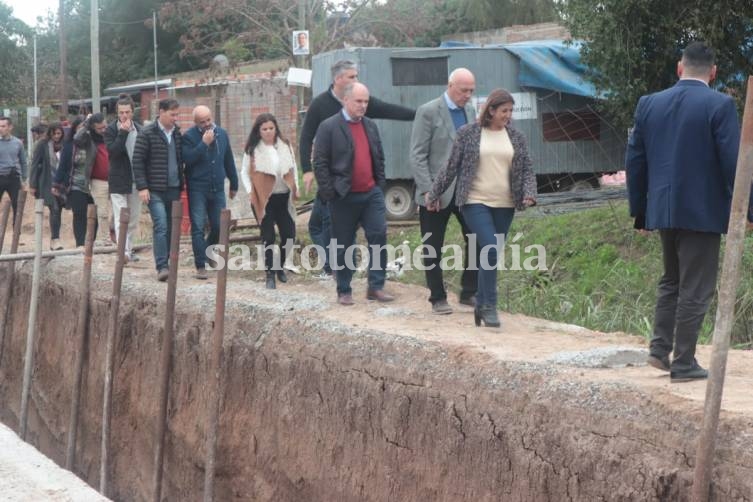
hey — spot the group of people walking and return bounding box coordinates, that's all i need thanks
[304,39,747,383]
[15,96,242,282]
[307,61,537,329]
[2,58,540,331]
[6,40,740,370]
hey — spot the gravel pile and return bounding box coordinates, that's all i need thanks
[547,346,648,368]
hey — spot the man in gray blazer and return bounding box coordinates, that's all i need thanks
[410,68,478,314]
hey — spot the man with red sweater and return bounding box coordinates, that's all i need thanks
[314,82,394,306]
[88,115,112,246]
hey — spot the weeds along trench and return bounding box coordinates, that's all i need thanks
[1,246,753,501]
[387,197,753,348]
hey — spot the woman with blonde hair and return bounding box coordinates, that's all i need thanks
[428,88,537,328]
[241,113,298,289]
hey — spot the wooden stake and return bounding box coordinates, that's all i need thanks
[692,76,753,501]
[0,190,27,367]
[203,209,231,502]
[19,199,45,440]
[0,197,12,254]
[99,208,129,495]
[65,205,97,468]
[152,199,183,502]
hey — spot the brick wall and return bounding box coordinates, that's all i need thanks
[169,78,299,220]
[134,78,299,220]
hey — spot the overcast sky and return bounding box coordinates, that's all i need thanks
[5,0,59,28]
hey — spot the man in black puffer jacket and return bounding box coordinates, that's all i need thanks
[132,98,184,282]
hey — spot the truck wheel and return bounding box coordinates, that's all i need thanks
[384,182,416,221]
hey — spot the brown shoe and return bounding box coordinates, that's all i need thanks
[337,293,354,306]
[366,289,394,302]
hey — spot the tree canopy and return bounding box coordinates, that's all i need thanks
[560,0,753,131]
[0,1,33,105]
[1,0,561,108]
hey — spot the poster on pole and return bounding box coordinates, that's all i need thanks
[292,30,310,56]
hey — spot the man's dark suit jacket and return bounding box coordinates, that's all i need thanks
[313,111,386,201]
[626,79,741,234]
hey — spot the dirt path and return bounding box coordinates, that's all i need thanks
[5,192,753,419]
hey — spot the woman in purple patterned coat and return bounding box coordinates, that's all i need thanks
[428,88,537,328]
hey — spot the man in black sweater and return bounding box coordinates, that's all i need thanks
[300,59,414,277]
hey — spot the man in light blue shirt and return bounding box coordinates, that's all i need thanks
[0,116,28,218]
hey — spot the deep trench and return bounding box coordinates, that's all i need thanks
[0,259,752,502]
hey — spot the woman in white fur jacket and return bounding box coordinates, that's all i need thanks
[241,113,298,289]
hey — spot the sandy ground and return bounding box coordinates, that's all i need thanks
[0,424,109,501]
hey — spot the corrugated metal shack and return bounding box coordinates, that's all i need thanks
[312,42,626,219]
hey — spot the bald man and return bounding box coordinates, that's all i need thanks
[409,68,478,314]
[314,82,393,306]
[182,105,238,279]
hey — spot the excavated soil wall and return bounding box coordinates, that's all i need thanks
[1,259,752,501]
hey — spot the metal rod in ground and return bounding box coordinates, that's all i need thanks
[99,208,129,496]
[0,190,28,367]
[19,199,45,440]
[65,205,97,469]
[203,209,231,502]
[692,76,753,502]
[152,199,182,502]
[0,243,151,263]
[0,197,12,253]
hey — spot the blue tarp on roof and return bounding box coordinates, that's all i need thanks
[439,39,599,98]
[502,40,598,98]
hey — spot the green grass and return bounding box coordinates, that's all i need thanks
[388,201,753,348]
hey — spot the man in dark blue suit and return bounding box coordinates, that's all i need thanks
[626,41,741,382]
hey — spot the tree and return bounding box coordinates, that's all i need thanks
[0,1,33,106]
[159,0,476,65]
[462,0,558,31]
[59,0,195,97]
[560,0,753,131]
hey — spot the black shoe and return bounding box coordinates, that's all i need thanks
[474,305,500,328]
[276,270,288,283]
[265,272,276,290]
[647,354,670,372]
[670,363,708,383]
[432,300,453,315]
[366,289,395,302]
[459,295,476,307]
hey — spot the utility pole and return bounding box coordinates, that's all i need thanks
[90,0,100,114]
[296,0,306,145]
[33,35,38,108]
[59,0,67,118]
[153,10,159,119]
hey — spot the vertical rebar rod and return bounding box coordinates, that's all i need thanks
[152,199,182,502]
[203,209,231,502]
[99,209,129,495]
[692,76,753,501]
[65,205,97,468]
[19,199,45,440]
